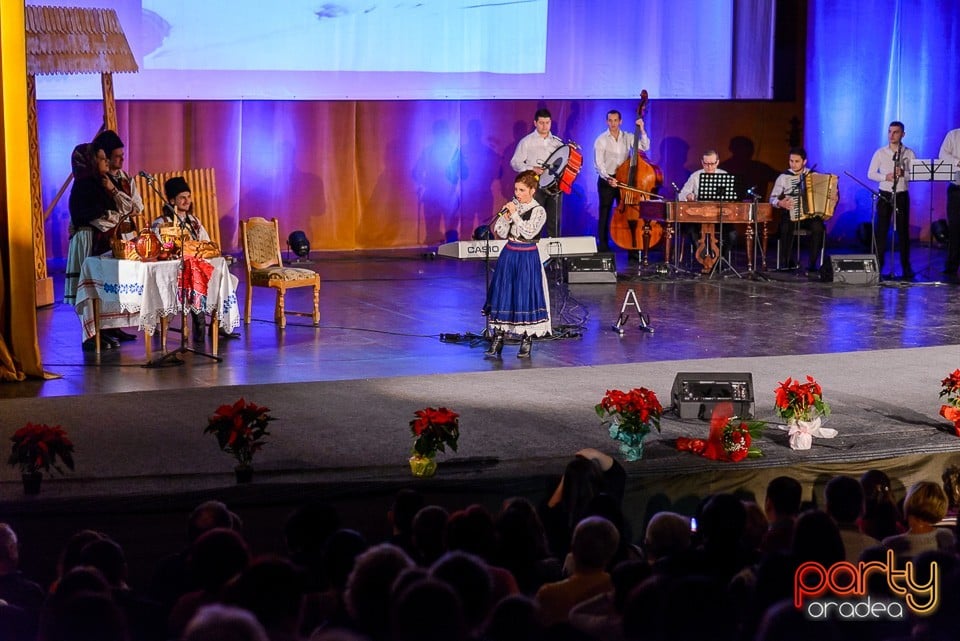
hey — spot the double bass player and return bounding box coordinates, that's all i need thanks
[594,109,650,263]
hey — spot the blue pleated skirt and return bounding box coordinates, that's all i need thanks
[484,240,551,335]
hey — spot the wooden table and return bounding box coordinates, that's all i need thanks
[75,256,240,358]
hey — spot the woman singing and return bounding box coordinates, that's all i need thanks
[483,170,552,358]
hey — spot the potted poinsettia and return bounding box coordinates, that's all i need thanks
[204,398,274,483]
[595,387,663,461]
[7,422,75,494]
[774,375,836,449]
[939,369,960,436]
[408,407,460,477]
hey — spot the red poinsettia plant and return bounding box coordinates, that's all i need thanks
[410,407,460,458]
[595,388,663,436]
[204,398,274,466]
[7,423,75,476]
[939,369,960,436]
[676,402,765,463]
[774,375,831,422]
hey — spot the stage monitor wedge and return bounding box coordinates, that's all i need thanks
[565,253,617,283]
[671,372,754,420]
[823,254,879,285]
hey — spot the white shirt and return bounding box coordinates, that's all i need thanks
[867,144,915,193]
[679,168,729,201]
[511,130,563,173]
[108,169,144,219]
[593,129,650,179]
[769,170,804,207]
[939,128,960,186]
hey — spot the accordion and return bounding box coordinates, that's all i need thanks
[790,172,839,221]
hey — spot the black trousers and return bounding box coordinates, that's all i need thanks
[946,184,960,273]
[874,190,911,273]
[779,212,825,269]
[597,177,619,252]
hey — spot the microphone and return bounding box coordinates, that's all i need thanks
[138,170,155,184]
[497,198,519,217]
[745,185,760,199]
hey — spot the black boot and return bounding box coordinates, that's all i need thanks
[484,330,505,358]
[517,335,533,358]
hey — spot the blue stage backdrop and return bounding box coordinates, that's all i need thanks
[807,1,960,245]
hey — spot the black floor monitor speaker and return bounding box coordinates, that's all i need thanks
[670,372,754,419]
[823,254,879,285]
[565,253,617,283]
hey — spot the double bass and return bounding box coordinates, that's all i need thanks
[612,90,664,263]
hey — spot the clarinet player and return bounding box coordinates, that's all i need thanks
[868,121,915,280]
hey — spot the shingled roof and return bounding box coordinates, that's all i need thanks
[25,5,138,76]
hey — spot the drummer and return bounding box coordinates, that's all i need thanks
[510,108,563,237]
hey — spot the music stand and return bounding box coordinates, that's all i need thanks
[910,159,956,249]
[697,173,740,278]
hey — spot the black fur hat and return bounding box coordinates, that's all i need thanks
[92,129,124,155]
[164,176,191,200]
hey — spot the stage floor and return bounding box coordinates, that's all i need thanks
[7,243,960,400]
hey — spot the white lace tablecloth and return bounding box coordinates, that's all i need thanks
[75,255,241,340]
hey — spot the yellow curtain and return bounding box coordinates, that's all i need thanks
[0,2,43,381]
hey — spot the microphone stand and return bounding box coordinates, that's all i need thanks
[441,205,511,347]
[844,170,883,259]
[708,184,741,279]
[480,207,507,339]
[669,182,688,273]
[889,143,903,277]
[138,174,222,367]
[745,188,767,280]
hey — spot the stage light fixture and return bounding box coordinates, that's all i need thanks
[287,230,311,262]
[931,219,949,245]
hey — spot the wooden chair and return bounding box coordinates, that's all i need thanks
[132,168,221,248]
[240,217,320,329]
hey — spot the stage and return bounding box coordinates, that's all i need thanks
[3,243,960,587]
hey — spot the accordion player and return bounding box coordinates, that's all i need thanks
[770,148,826,272]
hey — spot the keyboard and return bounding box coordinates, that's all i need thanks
[437,236,598,260]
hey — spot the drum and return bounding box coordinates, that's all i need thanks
[539,143,583,195]
[557,146,583,195]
